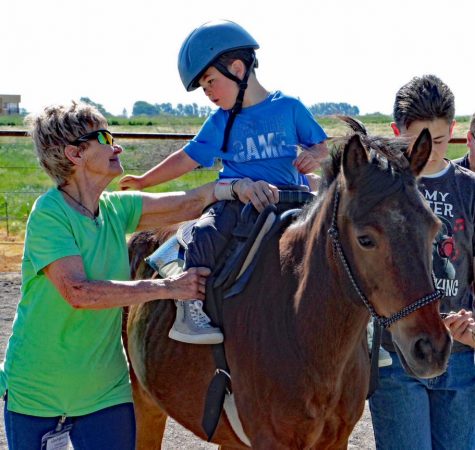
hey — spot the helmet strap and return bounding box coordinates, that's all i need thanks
[216,54,256,152]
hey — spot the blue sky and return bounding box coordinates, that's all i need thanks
[2,0,474,117]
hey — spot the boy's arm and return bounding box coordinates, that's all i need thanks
[293,142,329,174]
[120,148,199,190]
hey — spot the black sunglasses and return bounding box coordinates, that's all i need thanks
[70,129,114,146]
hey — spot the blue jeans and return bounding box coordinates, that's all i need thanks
[3,399,135,450]
[369,350,475,450]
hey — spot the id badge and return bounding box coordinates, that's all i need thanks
[41,423,72,450]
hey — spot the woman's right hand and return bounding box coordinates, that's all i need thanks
[165,267,211,300]
[119,174,145,191]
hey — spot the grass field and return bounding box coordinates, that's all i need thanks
[0,114,470,237]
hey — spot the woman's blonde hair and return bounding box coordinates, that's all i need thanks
[25,101,108,185]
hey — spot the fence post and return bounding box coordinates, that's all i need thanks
[5,198,9,237]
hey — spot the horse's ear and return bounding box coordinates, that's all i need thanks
[342,134,368,190]
[408,128,432,176]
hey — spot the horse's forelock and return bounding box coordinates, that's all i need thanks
[317,131,415,221]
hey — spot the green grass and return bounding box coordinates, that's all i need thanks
[0,115,470,236]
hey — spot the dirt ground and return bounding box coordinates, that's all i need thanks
[0,270,375,449]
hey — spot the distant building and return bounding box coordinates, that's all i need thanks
[0,95,21,115]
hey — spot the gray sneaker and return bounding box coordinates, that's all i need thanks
[367,321,393,367]
[378,346,393,367]
[168,300,224,344]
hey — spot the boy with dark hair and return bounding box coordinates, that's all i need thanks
[369,74,475,449]
[120,20,328,344]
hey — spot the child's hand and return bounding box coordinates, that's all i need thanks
[293,142,328,173]
[119,175,145,191]
[443,309,475,348]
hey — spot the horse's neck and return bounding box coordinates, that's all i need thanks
[285,194,370,366]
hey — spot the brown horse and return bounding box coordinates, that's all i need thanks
[126,121,452,449]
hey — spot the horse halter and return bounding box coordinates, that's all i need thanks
[327,185,444,329]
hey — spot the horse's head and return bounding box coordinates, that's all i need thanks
[330,117,451,378]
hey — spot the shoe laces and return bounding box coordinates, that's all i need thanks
[189,300,212,329]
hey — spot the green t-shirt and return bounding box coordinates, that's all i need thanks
[0,188,142,417]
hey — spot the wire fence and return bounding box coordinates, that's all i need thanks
[0,131,468,240]
[0,132,197,239]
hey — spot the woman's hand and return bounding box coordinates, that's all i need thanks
[119,174,145,191]
[444,309,475,348]
[234,178,279,212]
[164,267,211,300]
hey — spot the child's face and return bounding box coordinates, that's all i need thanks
[392,118,455,175]
[198,66,238,110]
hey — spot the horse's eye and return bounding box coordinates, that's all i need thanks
[357,235,375,248]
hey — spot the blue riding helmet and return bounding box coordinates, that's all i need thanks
[178,19,259,92]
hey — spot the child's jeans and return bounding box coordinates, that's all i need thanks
[369,350,475,450]
[185,200,245,270]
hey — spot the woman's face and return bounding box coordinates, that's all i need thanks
[78,130,124,180]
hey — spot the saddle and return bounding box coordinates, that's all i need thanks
[145,190,315,443]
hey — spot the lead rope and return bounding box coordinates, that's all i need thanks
[327,185,444,329]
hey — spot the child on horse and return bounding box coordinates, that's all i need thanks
[120,20,328,344]
[369,74,475,450]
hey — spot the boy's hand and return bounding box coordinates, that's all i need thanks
[293,142,328,173]
[119,175,145,191]
[443,309,475,348]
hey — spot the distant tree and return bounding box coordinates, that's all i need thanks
[199,106,212,117]
[132,101,158,116]
[130,100,212,117]
[80,97,111,116]
[308,102,359,116]
[158,103,174,115]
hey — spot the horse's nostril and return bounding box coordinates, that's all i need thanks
[414,338,434,362]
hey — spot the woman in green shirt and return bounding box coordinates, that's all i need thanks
[0,101,272,450]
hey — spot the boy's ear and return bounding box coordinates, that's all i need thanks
[467,130,474,147]
[449,120,456,138]
[230,59,246,80]
[390,122,401,136]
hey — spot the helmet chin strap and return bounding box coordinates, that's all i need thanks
[214,54,256,152]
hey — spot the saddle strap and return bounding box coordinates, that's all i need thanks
[201,282,231,442]
[367,318,382,399]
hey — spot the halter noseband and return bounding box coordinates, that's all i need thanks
[327,185,444,329]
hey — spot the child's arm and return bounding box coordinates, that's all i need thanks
[293,142,329,174]
[120,149,199,190]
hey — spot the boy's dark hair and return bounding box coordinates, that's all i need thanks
[215,48,258,72]
[393,74,455,129]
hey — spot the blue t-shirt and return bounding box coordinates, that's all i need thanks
[184,91,327,186]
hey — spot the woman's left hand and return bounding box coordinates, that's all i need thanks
[444,309,475,348]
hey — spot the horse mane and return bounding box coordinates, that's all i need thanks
[311,116,416,220]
